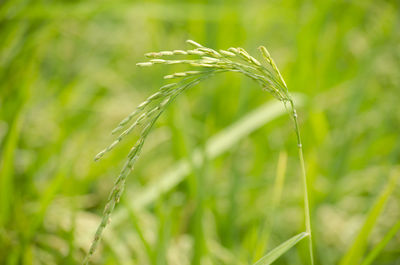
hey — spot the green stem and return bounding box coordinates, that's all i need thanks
[289,99,314,265]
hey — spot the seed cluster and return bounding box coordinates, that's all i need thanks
[84,40,295,264]
[136,40,291,101]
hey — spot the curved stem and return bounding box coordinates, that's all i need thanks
[289,99,314,265]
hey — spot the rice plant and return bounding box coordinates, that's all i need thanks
[84,40,314,264]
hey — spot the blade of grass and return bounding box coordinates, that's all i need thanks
[154,200,171,265]
[339,170,398,265]
[0,109,23,227]
[126,208,154,263]
[361,220,400,265]
[253,232,309,265]
[288,99,314,265]
[272,151,288,208]
[253,151,288,262]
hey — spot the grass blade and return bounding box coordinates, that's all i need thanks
[253,232,309,265]
[0,109,23,226]
[253,151,288,262]
[339,170,398,265]
[360,220,400,265]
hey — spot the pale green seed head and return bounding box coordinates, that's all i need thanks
[186,39,203,48]
[136,62,153,67]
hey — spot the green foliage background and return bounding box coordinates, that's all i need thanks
[0,0,399,264]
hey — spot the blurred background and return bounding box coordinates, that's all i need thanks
[1,0,399,264]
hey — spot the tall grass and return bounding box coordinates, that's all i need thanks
[2,1,400,264]
[84,40,314,264]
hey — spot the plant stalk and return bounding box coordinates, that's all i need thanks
[289,99,314,265]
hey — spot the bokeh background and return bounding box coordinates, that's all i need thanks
[1,0,399,264]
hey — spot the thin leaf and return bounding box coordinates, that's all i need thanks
[253,232,309,265]
[339,172,398,265]
[361,220,400,265]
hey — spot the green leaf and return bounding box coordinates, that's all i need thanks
[339,172,398,265]
[253,232,309,265]
[361,220,400,265]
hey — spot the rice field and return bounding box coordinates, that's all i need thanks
[0,1,399,264]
